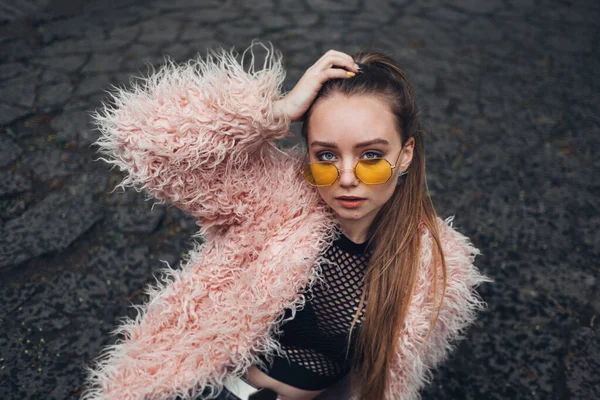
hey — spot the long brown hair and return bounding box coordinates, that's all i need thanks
[300,52,448,400]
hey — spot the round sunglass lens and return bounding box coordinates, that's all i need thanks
[303,163,338,186]
[356,159,392,184]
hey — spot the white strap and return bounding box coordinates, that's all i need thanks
[223,375,259,400]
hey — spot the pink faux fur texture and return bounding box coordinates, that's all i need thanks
[84,41,493,400]
[379,216,494,400]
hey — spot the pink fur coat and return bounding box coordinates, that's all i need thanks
[83,43,492,400]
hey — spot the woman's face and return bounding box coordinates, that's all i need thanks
[306,93,414,233]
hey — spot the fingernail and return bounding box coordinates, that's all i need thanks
[354,63,361,70]
[347,71,356,77]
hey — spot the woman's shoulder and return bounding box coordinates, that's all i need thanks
[437,215,480,258]
[417,215,492,287]
[418,215,480,258]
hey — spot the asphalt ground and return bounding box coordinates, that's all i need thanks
[0,0,598,399]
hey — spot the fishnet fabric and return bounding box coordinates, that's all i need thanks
[256,234,372,390]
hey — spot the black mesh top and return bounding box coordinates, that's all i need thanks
[256,232,373,390]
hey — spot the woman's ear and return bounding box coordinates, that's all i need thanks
[400,137,415,172]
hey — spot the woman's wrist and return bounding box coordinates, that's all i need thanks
[273,99,288,122]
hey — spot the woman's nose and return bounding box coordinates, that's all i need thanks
[338,166,359,186]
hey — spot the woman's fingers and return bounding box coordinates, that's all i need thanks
[322,66,358,80]
[322,56,359,73]
[309,57,358,84]
[301,55,357,86]
[317,49,357,66]
[275,50,360,122]
[312,51,359,74]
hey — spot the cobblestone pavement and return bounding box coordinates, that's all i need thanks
[0,0,598,399]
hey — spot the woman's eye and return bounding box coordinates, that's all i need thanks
[316,152,336,161]
[362,151,383,159]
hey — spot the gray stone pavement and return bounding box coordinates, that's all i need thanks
[0,0,598,398]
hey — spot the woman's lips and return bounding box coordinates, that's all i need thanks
[337,198,367,209]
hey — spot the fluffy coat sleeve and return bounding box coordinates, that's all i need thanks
[81,43,335,400]
[91,42,291,236]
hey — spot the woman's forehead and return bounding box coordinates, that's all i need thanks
[307,94,401,147]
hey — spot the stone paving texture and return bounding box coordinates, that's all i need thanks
[0,0,598,399]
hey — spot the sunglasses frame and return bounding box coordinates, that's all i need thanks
[301,147,406,187]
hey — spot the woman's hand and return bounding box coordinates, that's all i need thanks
[274,50,361,122]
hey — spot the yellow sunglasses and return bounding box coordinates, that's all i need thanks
[301,149,406,187]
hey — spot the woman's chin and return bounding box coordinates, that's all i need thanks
[332,207,366,220]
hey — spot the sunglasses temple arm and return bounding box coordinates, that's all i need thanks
[390,146,404,169]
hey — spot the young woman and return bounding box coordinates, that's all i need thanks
[83,42,491,400]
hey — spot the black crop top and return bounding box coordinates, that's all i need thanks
[256,232,373,390]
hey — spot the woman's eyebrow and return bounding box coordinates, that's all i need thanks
[310,139,390,148]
